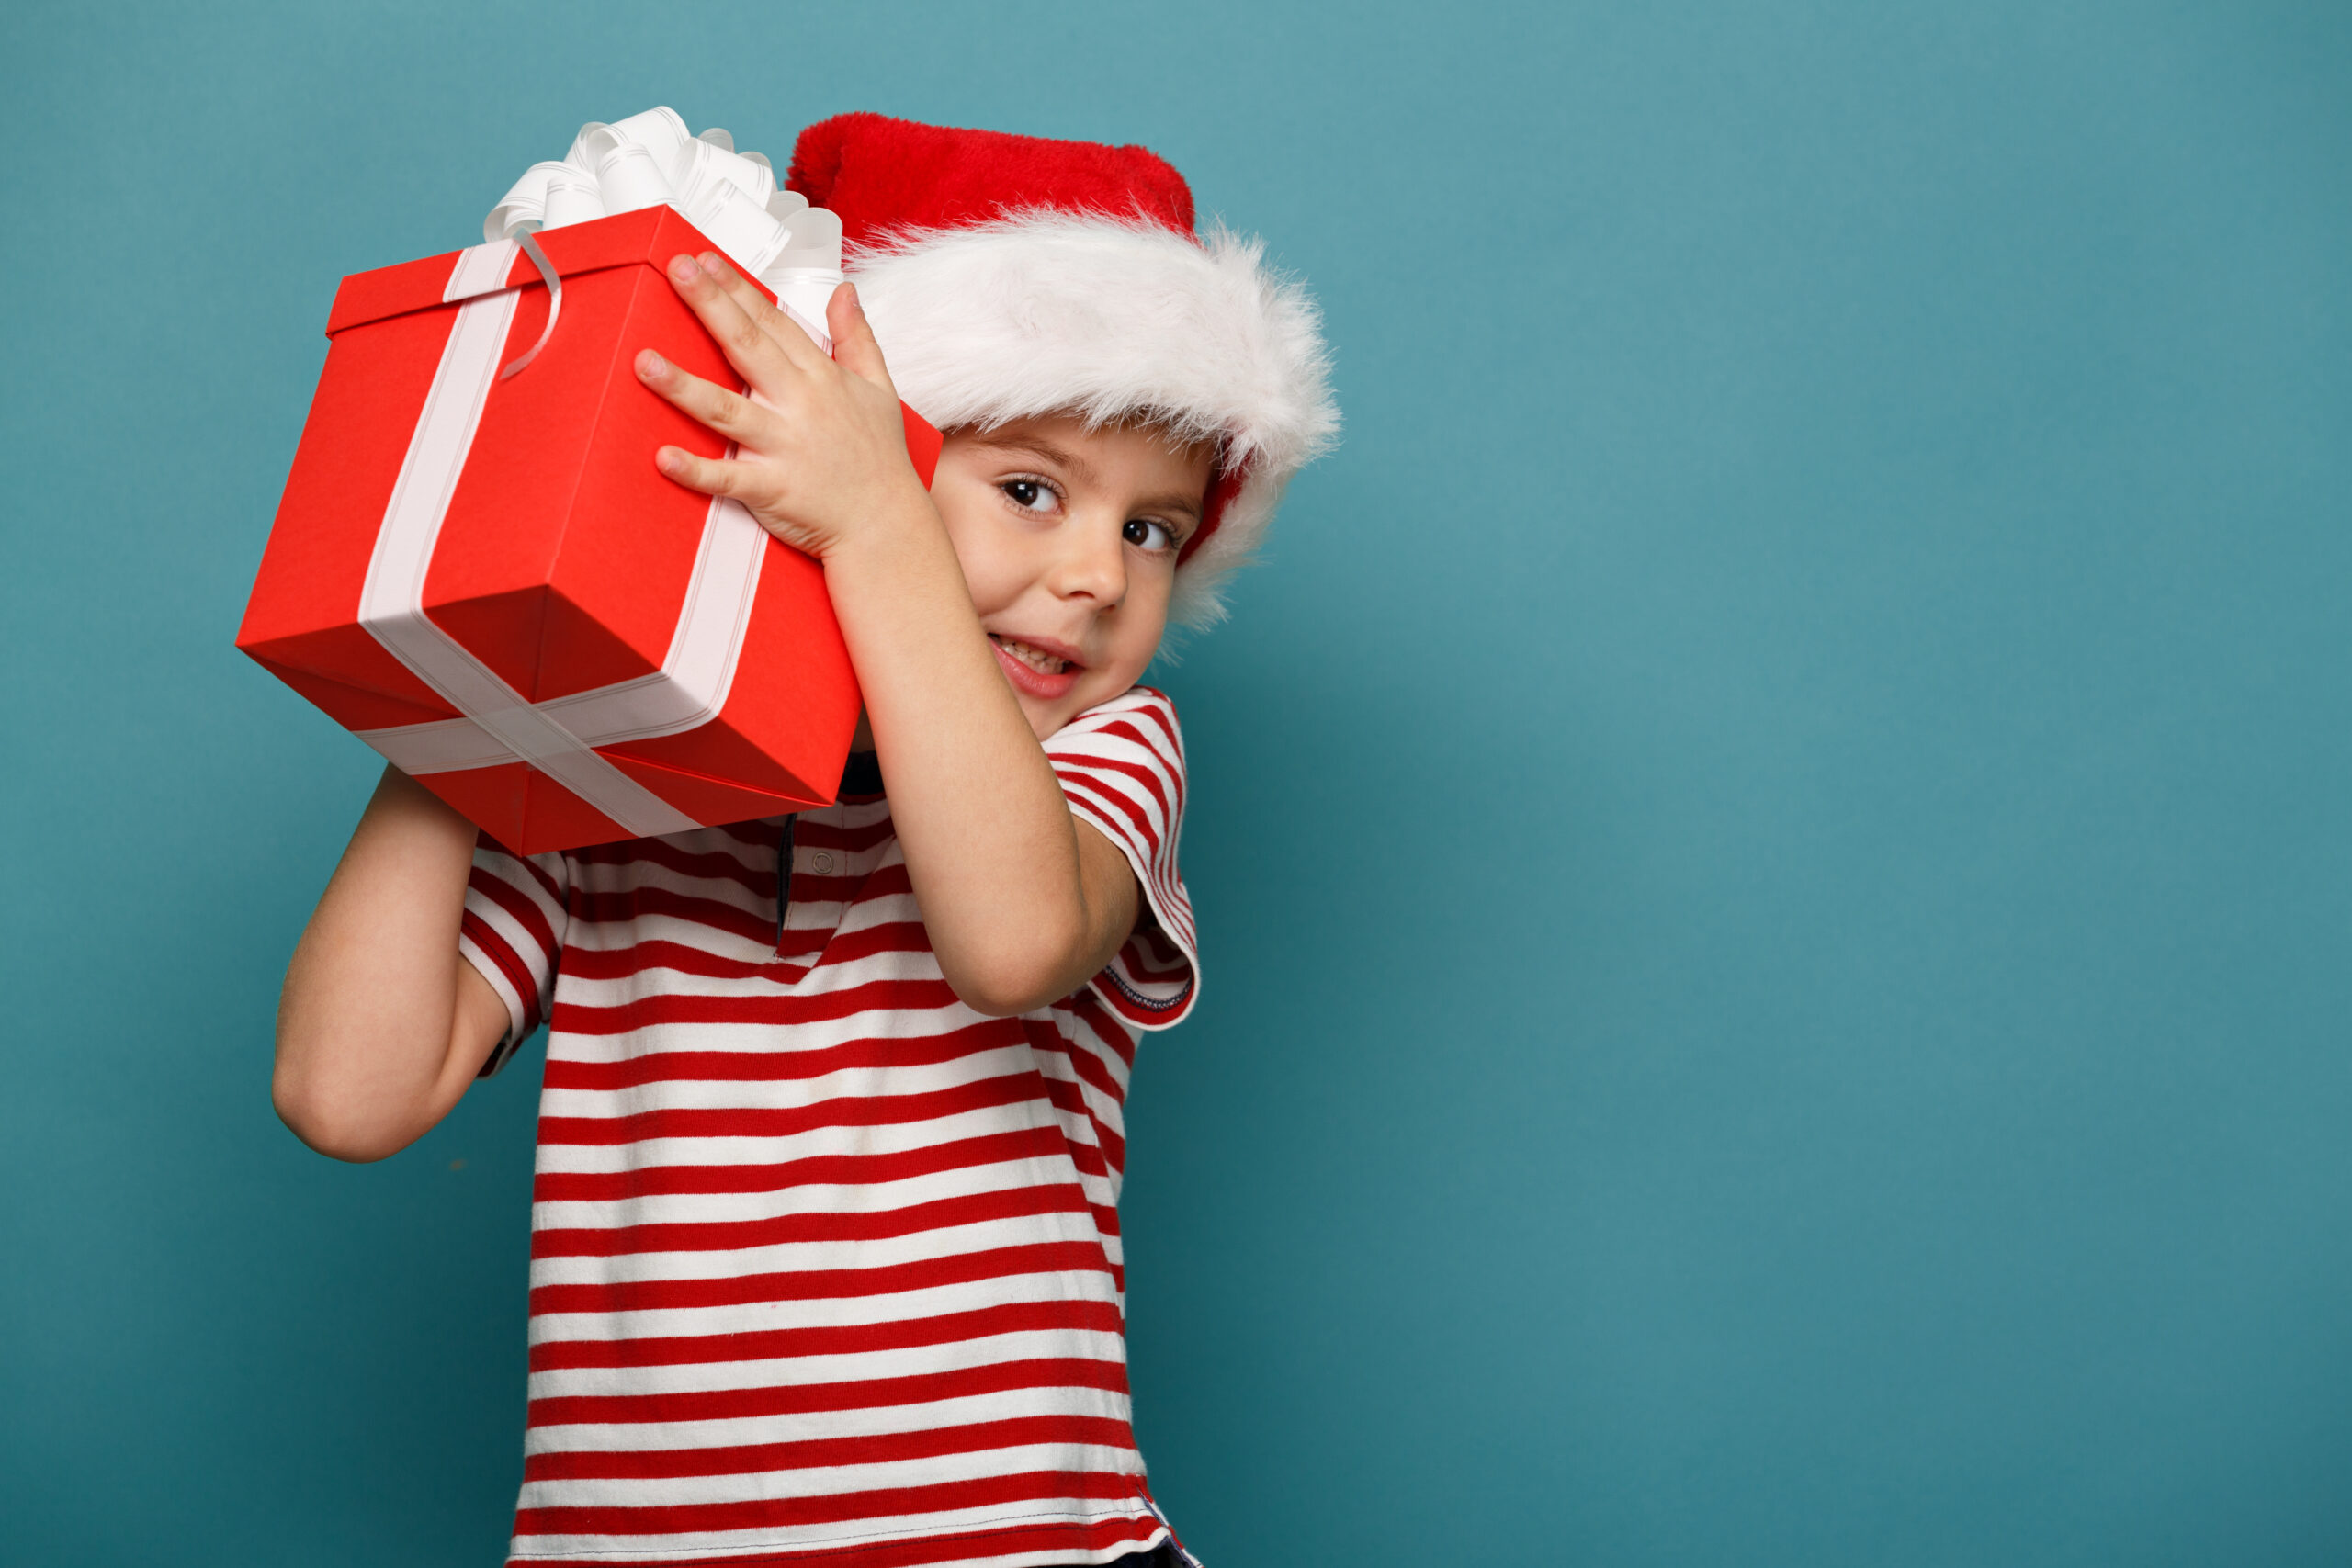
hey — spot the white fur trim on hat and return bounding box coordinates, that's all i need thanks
[848,212,1339,628]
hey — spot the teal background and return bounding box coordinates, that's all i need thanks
[4,1,2348,1562]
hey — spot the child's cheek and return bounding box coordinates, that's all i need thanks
[958,547,1028,621]
[931,492,1019,614]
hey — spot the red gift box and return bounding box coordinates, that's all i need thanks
[238,205,941,853]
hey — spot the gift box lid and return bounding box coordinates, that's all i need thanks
[324,204,755,337]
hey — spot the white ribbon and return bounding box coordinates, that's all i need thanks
[485,107,847,370]
[351,243,775,839]
[482,107,844,298]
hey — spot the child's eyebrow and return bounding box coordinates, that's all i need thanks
[968,434,1098,486]
[1134,491,1205,523]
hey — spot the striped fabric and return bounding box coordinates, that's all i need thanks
[458,687,1198,1568]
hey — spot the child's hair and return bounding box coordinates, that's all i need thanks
[789,113,1340,628]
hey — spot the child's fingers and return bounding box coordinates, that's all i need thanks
[652,444,768,503]
[663,254,811,393]
[826,283,898,395]
[699,254,830,363]
[652,444,826,556]
[635,349,782,449]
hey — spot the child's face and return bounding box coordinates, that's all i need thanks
[930,414,1215,739]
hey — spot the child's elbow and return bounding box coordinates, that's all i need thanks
[944,964,1063,1019]
[271,1067,414,1164]
[940,930,1088,1019]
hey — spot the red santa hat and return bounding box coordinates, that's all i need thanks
[786,113,1339,628]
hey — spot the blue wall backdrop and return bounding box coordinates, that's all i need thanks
[4,2,2347,1562]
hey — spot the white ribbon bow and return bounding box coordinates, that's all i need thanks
[483,106,844,294]
[475,107,847,380]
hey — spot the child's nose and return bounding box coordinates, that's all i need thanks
[1046,514,1127,605]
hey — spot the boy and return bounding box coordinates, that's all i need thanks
[273,114,1335,1567]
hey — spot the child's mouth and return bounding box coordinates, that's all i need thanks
[991,636,1072,675]
[989,635,1083,699]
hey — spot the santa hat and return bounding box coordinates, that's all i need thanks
[786,113,1339,628]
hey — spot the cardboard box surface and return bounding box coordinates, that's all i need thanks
[239,207,941,852]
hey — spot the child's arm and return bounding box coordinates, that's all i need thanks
[272,766,512,1161]
[639,254,1138,1015]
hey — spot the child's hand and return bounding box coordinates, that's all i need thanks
[635,252,930,560]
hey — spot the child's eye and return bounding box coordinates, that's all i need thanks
[1001,478,1058,513]
[1123,517,1178,553]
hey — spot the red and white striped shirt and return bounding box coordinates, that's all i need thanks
[458,686,1199,1568]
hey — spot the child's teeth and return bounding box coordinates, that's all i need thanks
[999,638,1068,674]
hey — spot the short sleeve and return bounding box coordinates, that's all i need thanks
[1044,686,1199,1030]
[457,833,570,1077]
